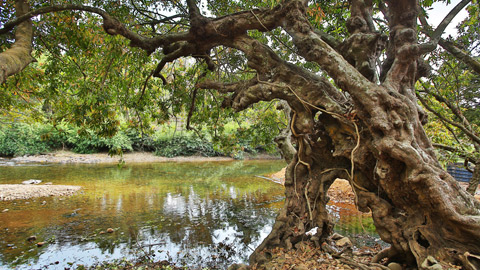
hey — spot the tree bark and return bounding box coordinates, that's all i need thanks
[0,0,34,84]
[249,1,480,269]
[274,101,296,164]
[467,160,480,196]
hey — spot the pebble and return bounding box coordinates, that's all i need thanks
[330,233,344,240]
[388,262,403,270]
[22,179,42,185]
[107,228,114,233]
[335,237,353,247]
[36,242,45,247]
[27,236,37,242]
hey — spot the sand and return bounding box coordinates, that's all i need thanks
[0,184,82,201]
[9,150,236,164]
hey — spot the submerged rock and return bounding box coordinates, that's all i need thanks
[27,236,37,242]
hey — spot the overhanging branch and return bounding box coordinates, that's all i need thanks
[418,0,472,54]
[439,39,480,74]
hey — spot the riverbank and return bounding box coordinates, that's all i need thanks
[3,150,280,164]
[0,184,81,201]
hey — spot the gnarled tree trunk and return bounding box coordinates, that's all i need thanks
[247,1,480,269]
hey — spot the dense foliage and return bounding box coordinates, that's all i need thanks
[0,121,278,158]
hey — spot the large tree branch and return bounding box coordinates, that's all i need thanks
[418,0,472,54]
[0,0,34,84]
[0,4,191,55]
[430,0,471,42]
[0,5,110,35]
[439,39,480,74]
[281,1,374,106]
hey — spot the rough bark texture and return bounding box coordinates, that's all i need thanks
[0,0,34,84]
[467,161,480,196]
[2,0,480,269]
[274,101,296,164]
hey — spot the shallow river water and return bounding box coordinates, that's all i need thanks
[0,160,378,270]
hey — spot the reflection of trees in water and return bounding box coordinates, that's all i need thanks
[146,184,281,267]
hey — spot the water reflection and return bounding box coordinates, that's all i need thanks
[0,161,285,269]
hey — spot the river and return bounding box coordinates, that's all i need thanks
[0,160,378,270]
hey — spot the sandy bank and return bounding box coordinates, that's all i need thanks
[7,151,241,164]
[0,184,81,201]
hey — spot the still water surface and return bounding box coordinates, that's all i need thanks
[0,160,286,269]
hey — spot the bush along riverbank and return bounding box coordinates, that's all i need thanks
[0,123,278,159]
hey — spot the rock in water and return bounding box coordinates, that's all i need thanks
[27,236,37,242]
[106,228,114,233]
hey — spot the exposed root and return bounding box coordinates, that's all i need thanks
[371,247,393,264]
[333,255,371,270]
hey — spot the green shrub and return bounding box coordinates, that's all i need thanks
[124,128,156,152]
[65,128,133,154]
[0,123,53,156]
[154,134,220,157]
